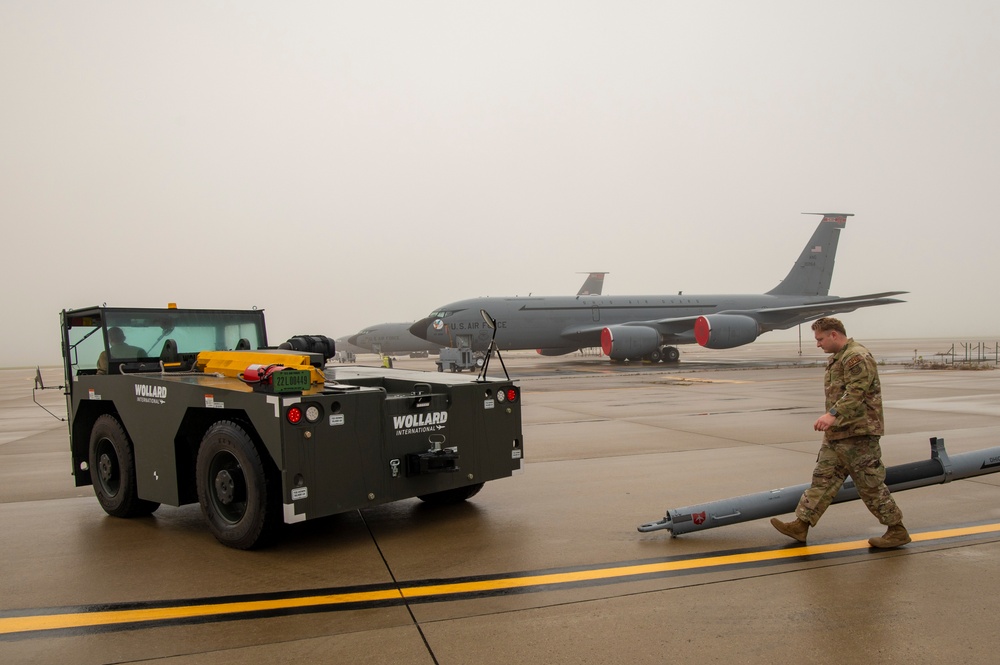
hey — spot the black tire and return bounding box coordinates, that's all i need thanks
[664,346,681,362]
[417,482,485,505]
[88,414,160,518]
[196,420,280,549]
[648,349,662,363]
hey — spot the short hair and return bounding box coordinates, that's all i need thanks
[811,317,846,335]
[108,326,126,344]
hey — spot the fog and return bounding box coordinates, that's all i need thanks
[3,1,998,367]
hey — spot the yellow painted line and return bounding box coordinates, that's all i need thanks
[0,588,403,636]
[403,523,1000,598]
[656,376,749,384]
[3,523,998,637]
[540,377,749,392]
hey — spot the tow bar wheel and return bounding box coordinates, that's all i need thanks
[88,414,160,518]
[196,420,278,549]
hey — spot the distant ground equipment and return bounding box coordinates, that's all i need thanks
[436,347,484,372]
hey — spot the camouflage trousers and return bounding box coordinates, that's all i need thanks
[795,435,903,527]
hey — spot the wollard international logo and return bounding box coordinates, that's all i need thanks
[135,383,167,405]
[392,411,447,436]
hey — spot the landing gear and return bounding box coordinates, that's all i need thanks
[640,346,681,363]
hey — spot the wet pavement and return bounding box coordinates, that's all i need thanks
[2,339,999,664]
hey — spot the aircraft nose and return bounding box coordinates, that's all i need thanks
[347,334,361,346]
[409,317,435,340]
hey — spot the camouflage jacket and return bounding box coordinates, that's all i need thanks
[824,338,884,440]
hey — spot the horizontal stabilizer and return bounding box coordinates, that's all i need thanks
[751,292,908,332]
[755,291,909,315]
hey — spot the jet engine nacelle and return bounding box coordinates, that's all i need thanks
[694,314,760,349]
[601,325,660,360]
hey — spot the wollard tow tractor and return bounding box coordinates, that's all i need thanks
[50,304,523,549]
[638,437,1000,536]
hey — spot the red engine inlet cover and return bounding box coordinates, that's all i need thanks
[694,316,711,347]
[600,328,614,356]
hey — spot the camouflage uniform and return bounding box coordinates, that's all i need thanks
[795,339,903,527]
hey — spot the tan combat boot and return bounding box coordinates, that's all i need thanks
[869,524,911,549]
[770,517,809,543]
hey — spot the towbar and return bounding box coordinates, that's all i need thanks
[638,437,1000,535]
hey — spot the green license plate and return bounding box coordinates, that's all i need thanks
[271,369,311,393]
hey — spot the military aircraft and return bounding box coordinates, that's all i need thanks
[344,272,610,356]
[344,323,442,357]
[408,214,906,362]
[333,337,368,357]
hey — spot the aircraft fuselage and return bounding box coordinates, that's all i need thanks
[410,293,835,353]
[348,323,443,355]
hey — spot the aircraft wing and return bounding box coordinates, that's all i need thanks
[555,291,907,345]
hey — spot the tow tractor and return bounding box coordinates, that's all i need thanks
[53,304,523,549]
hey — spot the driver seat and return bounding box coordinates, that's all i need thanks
[160,339,180,363]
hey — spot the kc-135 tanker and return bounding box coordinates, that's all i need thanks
[409,213,906,363]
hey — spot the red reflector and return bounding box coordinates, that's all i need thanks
[286,407,302,424]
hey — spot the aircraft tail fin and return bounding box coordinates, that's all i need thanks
[766,213,852,297]
[577,272,608,296]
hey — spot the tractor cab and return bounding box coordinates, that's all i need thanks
[61,305,268,384]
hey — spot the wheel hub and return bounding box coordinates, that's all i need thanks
[214,470,236,505]
[98,453,114,483]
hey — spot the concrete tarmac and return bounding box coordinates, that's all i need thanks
[2,339,999,664]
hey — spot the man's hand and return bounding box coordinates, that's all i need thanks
[814,413,836,432]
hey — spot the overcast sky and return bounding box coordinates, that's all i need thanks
[3,2,998,367]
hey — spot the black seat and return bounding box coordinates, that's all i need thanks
[236,338,251,350]
[160,339,179,363]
